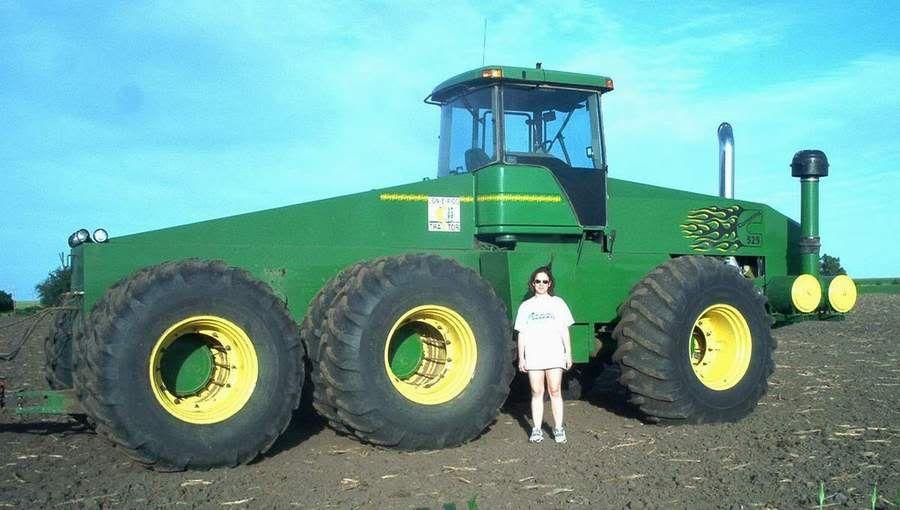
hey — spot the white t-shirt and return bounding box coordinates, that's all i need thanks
[514,295,575,370]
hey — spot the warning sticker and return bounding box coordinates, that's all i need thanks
[428,196,460,232]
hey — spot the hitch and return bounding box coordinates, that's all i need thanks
[0,378,81,415]
[14,389,81,415]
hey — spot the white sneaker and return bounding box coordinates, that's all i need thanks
[529,428,543,443]
[553,427,567,444]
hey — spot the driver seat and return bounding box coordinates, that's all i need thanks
[464,148,491,171]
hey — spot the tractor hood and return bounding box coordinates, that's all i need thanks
[73,174,479,315]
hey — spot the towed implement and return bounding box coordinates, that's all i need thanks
[5,64,857,470]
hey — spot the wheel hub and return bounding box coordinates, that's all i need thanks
[388,324,427,380]
[150,316,259,424]
[384,305,477,405]
[688,304,752,391]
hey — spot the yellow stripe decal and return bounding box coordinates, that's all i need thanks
[379,193,429,202]
[378,193,561,203]
[477,194,562,203]
[379,193,475,202]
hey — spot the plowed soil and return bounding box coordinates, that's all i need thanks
[1,295,898,509]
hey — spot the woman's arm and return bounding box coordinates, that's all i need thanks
[562,327,572,370]
[514,303,527,372]
[557,297,574,370]
[517,334,527,373]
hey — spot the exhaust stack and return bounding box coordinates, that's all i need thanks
[718,123,734,199]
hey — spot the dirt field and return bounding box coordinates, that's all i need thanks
[1,295,897,509]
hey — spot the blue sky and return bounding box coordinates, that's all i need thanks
[2,1,897,300]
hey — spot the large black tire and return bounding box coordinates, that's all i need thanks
[44,295,80,389]
[320,254,515,449]
[73,260,304,470]
[298,262,366,434]
[612,256,774,423]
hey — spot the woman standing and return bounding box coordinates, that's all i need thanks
[514,266,574,443]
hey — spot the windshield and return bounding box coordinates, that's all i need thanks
[437,87,497,177]
[502,86,604,169]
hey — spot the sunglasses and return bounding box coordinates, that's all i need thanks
[533,279,550,284]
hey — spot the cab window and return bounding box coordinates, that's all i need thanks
[437,87,496,177]
[502,86,604,170]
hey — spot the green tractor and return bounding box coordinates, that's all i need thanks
[34,64,856,470]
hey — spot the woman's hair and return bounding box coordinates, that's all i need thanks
[527,266,555,297]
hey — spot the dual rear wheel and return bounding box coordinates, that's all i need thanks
[74,260,303,470]
[307,254,515,449]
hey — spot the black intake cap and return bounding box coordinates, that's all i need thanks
[791,149,829,178]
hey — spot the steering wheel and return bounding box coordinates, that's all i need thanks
[535,139,555,153]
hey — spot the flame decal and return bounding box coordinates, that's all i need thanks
[681,205,744,252]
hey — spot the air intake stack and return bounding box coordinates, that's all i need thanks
[791,150,828,276]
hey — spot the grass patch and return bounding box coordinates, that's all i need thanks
[817,481,891,509]
[1,301,43,317]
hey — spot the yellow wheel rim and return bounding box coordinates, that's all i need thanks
[791,274,822,313]
[688,304,752,391]
[149,316,259,424]
[828,274,857,313]
[383,305,477,405]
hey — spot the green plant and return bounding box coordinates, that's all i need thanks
[35,266,71,306]
[870,481,877,510]
[818,481,825,509]
[0,290,13,312]
[820,253,847,276]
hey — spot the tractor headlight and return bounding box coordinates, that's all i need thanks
[68,228,91,248]
[92,228,109,243]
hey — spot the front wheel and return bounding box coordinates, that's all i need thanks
[612,256,774,423]
[74,260,304,470]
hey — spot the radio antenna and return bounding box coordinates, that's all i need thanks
[481,18,487,66]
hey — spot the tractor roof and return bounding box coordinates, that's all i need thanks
[427,65,614,103]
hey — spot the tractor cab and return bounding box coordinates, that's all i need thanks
[427,65,614,228]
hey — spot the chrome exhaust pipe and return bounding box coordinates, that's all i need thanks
[717,123,739,270]
[718,122,734,199]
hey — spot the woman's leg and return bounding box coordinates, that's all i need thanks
[545,368,564,429]
[527,370,546,430]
